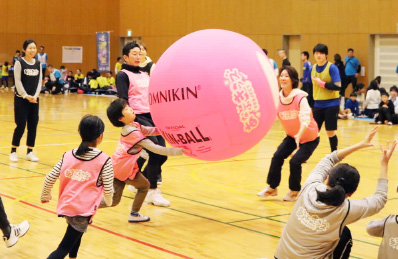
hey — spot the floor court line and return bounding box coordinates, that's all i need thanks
[0,193,193,259]
[0,175,43,181]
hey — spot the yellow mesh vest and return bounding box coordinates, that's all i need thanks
[311,62,339,101]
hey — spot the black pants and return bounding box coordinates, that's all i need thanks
[346,75,357,92]
[377,107,392,122]
[340,79,348,97]
[333,226,352,259]
[302,82,313,107]
[135,113,168,189]
[364,108,378,119]
[47,224,83,259]
[12,96,39,147]
[42,67,46,80]
[267,136,319,191]
[0,196,10,231]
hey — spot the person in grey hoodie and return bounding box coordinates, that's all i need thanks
[274,126,396,259]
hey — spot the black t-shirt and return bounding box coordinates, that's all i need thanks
[282,58,291,66]
[17,58,40,96]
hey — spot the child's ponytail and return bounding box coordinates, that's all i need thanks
[316,163,360,207]
[76,115,105,156]
[76,141,91,156]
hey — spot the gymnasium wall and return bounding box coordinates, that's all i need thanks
[0,0,120,75]
[119,0,398,86]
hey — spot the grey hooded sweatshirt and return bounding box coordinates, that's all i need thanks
[275,151,388,259]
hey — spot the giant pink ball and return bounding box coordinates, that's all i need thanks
[148,29,279,161]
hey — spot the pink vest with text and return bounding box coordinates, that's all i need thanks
[278,94,318,143]
[57,151,109,217]
[121,69,150,114]
[112,123,146,181]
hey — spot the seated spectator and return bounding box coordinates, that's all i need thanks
[41,75,51,93]
[364,80,381,118]
[106,71,115,87]
[389,86,398,113]
[74,69,84,86]
[65,71,78,92]
[355,83,366,115]
[60,65,67,81]
[96,75,109,88]
[367,76,381,91]
[376,92,394,125]
[344,92,359,117]
[91,68,100,79]
[47,65,63,94]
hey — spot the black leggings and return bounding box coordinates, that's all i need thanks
[12,96,39,147]
[47,224,83,259]
[0,196,10,232]
[267,136,319,191]
[135,113,167,189]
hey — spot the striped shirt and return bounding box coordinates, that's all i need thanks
[41,148,114,205]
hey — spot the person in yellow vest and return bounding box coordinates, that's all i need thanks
[311,43,342,152]
[114,57,122,75]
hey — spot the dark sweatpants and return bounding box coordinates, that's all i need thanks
[12,96,39,147]
[135,113,167,189]
[267,136,319,191]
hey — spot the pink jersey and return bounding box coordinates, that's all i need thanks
[121,69,150,114]
[112,122,146,181]
[57,151,110,217]
[278,93,318,143]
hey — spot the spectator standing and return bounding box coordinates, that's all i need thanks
[36,46,48,80]
[278,49,291,67]
[344,48,361,92]
[301,51,313,107]
[115,57,123,75]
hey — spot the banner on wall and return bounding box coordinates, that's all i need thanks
[96,32,110,72]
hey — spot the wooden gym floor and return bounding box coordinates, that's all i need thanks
[0,90,396,259]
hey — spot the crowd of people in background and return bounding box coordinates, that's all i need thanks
[0,42,156,97]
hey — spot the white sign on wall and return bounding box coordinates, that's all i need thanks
[62,46,83,63]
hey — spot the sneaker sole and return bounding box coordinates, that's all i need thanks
[145,201,170,207]
[128,217,151,223]
[257,192,278,198]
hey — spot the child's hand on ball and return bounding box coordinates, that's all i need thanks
[182,148,192,155]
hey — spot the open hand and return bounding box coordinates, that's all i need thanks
[360,126,378,148]
[380,140,397,164]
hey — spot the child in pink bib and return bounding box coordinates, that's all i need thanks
[41,115,114,259]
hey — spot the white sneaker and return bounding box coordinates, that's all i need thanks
[3,221,30,248]
[25,152,39,162]
[128,212,150,222]
[127,185,137,193]
[9,152,18,162]
[145,189,170,207]
[257,186,278,197]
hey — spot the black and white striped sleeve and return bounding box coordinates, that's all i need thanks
[99,158,114,206]
[40,157,63,201]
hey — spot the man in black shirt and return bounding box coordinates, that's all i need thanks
[278,49,291,67]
